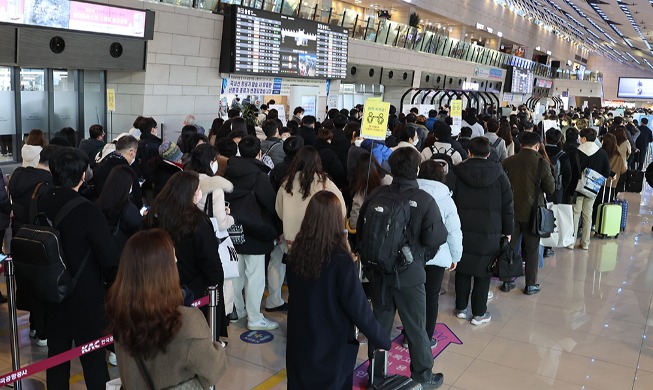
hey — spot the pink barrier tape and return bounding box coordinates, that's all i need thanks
[0,295,210,386]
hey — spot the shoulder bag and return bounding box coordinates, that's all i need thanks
[530,158,555,238]
[135,356,204,390]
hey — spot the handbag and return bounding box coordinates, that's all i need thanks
[540,203,575,248]
[135,356,205,390]
[487,236,524,280]
[204,193,240,279]
[574,153,606,199]
[530,159,556,238]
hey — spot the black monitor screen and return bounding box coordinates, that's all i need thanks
[617,78,653,99]
[221,5,348,79]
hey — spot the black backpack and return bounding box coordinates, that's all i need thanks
[550,150,565,191]
[12,197,91,304]
[358,188,414,275]
[429,145,455,174]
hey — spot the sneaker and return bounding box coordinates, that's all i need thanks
[247,317,279,331]
[565,243,575,250]
[422,372,444,389]
[543,248,555,258]
[454,309,467,319]
[36,338,47,347]
[487,290,494,300]
[470,312,492,326]
[108,351,117,366]
[524,284,541,295]
[264,303,288,312]
[500,281,516,292]
[219,340,228,348]
[227,311,239,323]
[430,338,438,349]
[581,244,589,250]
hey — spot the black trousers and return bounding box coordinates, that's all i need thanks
[454,272,491,317]
[510,220,540,286]
[368,280,433,383]
[46,302,109,390]
[425,265,445,340]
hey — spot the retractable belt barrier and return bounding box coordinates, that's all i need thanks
[0,260,211,388]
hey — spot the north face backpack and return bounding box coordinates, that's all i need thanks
[429,145,455,174]
[358,189,414,275]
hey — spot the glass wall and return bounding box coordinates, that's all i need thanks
[0,68,16,163]
[0,67,105,164]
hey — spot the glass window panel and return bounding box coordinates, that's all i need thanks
[161,0,192,7]
[0,67,16,162]
[263,0,282,13]
[396,26,408,47]
[281,0,298,16]
[83,70,105,139]
[330,11,343,26]
[365,20,378,42]
[20,69,48,147]
[197,0,219,12]
[53,70,79,142]
[386,22,399,45]
[342,10,358,30]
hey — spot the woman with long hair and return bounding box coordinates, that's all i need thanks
[593,133,627,220]
[348,153,391,239]
[177,125,198,155]
[22,129,47,167]
[497,122,515,157]
[144,171,226,337]
[96,165,143,254]
[107,229,227,388]
[276,146,345,246]
[285,191,390,389]
[611,125,631,166]
[208,117,224,146]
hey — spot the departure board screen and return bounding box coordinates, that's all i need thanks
[222,5,348,79]
[511,68,534,94]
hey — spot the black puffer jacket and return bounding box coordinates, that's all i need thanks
[448,158,514,277]
[224,156,280,255]
[315,139,347,188]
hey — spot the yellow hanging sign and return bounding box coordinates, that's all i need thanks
[107,89,116,112]
[361,98,390,141]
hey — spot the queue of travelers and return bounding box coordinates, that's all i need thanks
[0,101,650,390]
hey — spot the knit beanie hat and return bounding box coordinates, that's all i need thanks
[159,141,182,162]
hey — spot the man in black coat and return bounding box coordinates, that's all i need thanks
[90,135,143,208]
[448,137,514,323]
[544,128,572,205]
[636,118,653,170]
[358,147,447,389]
[135,117,162,179]
[225,136,281,331]
[38,148,119,390]
[297,115,317,146]
[331,114,351,172]
[78,124,106,162]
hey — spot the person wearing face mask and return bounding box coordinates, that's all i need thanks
[393,125,420,151]
[145,171,227,339]
[291,106,305,126]
[90,135,143,208]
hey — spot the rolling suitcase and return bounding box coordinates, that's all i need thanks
[369,350,422,390]
[595,184,621,239]
[611,197,628,231]
[624,163,644,193]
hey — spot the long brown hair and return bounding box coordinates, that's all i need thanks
[497,122,513,146]
[350,153,384,197]
[106,229,183,358]
[283,146,327,200]
[287,191,348,279]
[601,133,620,159]
[145,171,207,242]
[611,126,628,145]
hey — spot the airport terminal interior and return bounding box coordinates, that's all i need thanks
[3,0,653,389]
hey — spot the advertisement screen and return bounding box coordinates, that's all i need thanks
[225,5,348,79]
[511,68,533,94]
[617,78,653,99]
[0,0,146,38]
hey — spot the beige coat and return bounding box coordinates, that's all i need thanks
[116,306,227,389]
[276,173,346,242]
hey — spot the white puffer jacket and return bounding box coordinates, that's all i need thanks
[417,178,463,268]
[197,174,234,231]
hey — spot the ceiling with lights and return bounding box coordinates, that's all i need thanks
[493,0,653,70]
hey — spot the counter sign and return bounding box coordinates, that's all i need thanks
[361,99,390,141]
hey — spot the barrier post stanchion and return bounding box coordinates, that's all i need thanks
[208,286,219,390]
[4,258,22,390]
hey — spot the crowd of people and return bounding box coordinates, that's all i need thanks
[1,101,651,390]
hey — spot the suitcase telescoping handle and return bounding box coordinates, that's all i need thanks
[603,178,614,203]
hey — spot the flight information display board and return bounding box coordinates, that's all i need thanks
[511,68,534,94]
[222,5,348,79]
